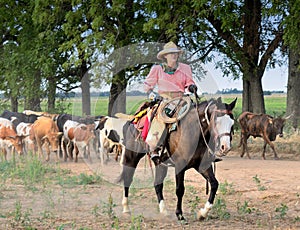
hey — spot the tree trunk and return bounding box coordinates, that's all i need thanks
[250,75,265,114]
[25,72,42,111]
[10,95,18,112]
[108,70,127,116]
[286,48,300,130]
[81,73,91,116]
[47,76,56,113]
[242,71,265,114]
[242,78,252,112]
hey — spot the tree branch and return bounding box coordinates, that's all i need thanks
[206,12,244,60]
[258,31,283,77]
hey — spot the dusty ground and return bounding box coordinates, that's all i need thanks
[0,134,300,229]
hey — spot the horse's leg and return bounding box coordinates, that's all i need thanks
[174,170,186,221]
[197,166,218,219]
[122,166,138,213]
[154,164,168,215]
[120,150,144,213]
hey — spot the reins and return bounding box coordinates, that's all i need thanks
[194,93,222,195]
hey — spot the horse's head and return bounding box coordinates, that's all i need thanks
[205,97,237,157]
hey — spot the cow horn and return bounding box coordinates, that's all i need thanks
[57,132,63,137]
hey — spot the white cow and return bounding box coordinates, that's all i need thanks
[98,116,128,165]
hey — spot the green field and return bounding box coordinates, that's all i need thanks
[0,94,287,117]
[61,94,287,117]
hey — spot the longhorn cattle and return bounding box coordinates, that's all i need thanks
[238,111,288,160]
[62,120,96,162]
[30,117,62,161]
[15,122,34,154]
[0,118,25,160]
[55,114,101,159]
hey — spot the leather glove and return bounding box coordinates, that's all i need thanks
[188,84,198,93]
[155,95,163,102]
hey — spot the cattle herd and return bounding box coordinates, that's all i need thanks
[0,110,115,163]
[0,108,291,163]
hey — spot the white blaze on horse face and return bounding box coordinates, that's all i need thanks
[215,114,234,154]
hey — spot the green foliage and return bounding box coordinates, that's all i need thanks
[8,200,33,229]
[130,214,144,230]
[0,0,293,114]
[101,194,117,221]
[252,175,267,191]
[236,200,257,215]
[219,180,235,195]
[57,173,102,187]
[210,197,231,220]
[275,203,289,219]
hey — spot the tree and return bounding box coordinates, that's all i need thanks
[284,0,300,129]
[88,0,151,115]
[188,0,285,113]
[0,0,44,111]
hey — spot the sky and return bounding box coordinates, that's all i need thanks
[198,63,288,94]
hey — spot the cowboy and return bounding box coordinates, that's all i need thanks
[143,41,198,165]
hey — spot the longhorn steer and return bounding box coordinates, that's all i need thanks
[0,118,25,160]
[62,120,96,162]
[30,117,62,161]
[15,122,34,154]
[55,114,101,159]
[238,111,287,159]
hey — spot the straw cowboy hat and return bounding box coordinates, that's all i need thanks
[157,41,184,60]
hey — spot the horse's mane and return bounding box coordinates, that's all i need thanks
[195,98,217,113]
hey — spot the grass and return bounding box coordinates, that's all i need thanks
[0,94,287,117]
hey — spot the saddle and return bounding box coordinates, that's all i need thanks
[133,96,192,145]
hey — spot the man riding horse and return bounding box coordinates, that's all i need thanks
[143,41,198,165]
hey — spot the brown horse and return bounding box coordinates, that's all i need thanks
[118,96,237,221]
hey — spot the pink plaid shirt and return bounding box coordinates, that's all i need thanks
[144,63,195,94]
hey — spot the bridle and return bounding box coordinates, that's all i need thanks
[198,101,234,154]
[213,109,234,142]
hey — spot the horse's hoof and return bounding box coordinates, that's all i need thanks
[122,210,131,215]
[177,215,188,225]
[177,214,185,221]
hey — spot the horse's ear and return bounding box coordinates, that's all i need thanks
[228,97,237,110]
[215,97,222,108]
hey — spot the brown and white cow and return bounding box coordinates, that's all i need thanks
[16,122,34,154]
[238,111,288,160]
[30,117,62,161]
[0,117,25,160]
[62,120,96,162]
